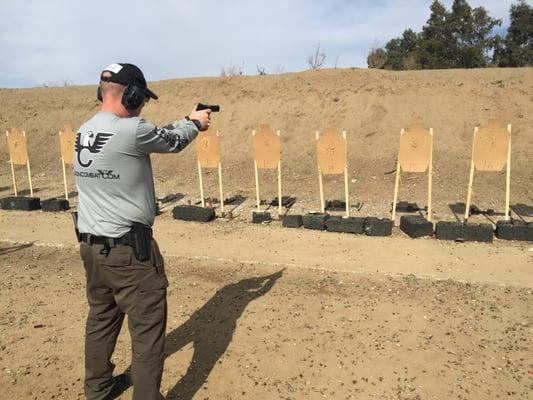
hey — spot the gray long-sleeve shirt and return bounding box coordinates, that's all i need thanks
[74,111,198,237]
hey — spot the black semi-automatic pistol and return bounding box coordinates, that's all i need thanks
[196,103,220,112]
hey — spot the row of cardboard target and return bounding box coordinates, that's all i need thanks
[2,120,531,242]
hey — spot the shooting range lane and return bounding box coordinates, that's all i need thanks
[0,210,531,288]
[1,68,531,222]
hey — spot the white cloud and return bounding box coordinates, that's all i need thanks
[0,0,519,88]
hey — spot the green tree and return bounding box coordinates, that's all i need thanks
[494,0,533,67]
[418,0,455,69]
[449,0,502,67]
[367,46,387,69]
[383,29,421,70]
[367,0,505,70]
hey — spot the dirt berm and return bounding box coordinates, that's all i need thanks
[0,68,531,215]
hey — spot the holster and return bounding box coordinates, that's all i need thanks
[129,223,152,262]
[72,212,81,242]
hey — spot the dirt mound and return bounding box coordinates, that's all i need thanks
[0,68,531,215]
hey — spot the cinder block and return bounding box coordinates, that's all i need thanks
[325,216,365,234]
[41,198,70,212]
[172,205,215,222]
[400,216,434,238]
[252,211,272,224]
[496,220,533,241]
[0,196,41,211]
[435,221,493,243]
[364,217,393,236]
[302,213,329,230]
[282,214,303,228]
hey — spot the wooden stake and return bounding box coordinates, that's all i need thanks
[344,167,350,217]
[22,131,33,197]
[391,129,404,223]
[6,131,18,195]
[391,161,401,223]
[427,128,434,221]
[318,171,325,213]
[505,124,512,220]
[342,131,349,217]
[59,130,68,199]
[277,130,282,218]
[252,130,261,211]
[218,162,225,213]
[316,131,325,213]
[62,158,69,200]
[254,160,260,211]
[26,161,34,197]
[464,127,478,222]
[10,160,18,196]
[277,162,282,218]
[197,160,205,207]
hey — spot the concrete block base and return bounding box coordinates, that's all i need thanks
[496,220,533,241]
[303,213,329,230]
[282,214,303,228]
[172,205,216,222]
[41,198,70,212]
[400,216,433,238]
[326,216,365,234]
[252,211,272,224]
[436,221,493,243]
[0,196,41,211]
[364,217,393,236]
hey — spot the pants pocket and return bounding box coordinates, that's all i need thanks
[97,246,132,267]
[136,275,169,321]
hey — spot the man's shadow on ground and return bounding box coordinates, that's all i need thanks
[0,242,33,256]
[119,269,283,400]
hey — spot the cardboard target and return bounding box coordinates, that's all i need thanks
[197,129,221,168]
[391,122,434,223]
[59,125,76,165]
[398,121,432,172]
[6,128,29,165]
[253,124,280,169]
[473,119,511,171]
[316,127,347,175]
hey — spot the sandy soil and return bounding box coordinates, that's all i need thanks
[0,242,531,400]
[0,210,532,288]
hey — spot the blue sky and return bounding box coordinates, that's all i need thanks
[0,0,521,88]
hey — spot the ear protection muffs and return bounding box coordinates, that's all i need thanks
[96,84,147,110]
[121,84,147,110]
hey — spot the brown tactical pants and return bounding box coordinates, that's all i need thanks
[80,239,168,400]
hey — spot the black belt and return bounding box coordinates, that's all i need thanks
[80,233,130,246]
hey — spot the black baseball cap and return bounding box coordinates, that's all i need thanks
[100,63,158,100]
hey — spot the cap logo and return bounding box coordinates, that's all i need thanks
[103,63,123,74]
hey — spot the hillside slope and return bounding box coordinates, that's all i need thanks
[0,68,531,215]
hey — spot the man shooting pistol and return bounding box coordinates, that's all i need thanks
[74,62,212,400]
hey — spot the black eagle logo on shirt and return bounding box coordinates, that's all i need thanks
[75,131,114,168]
